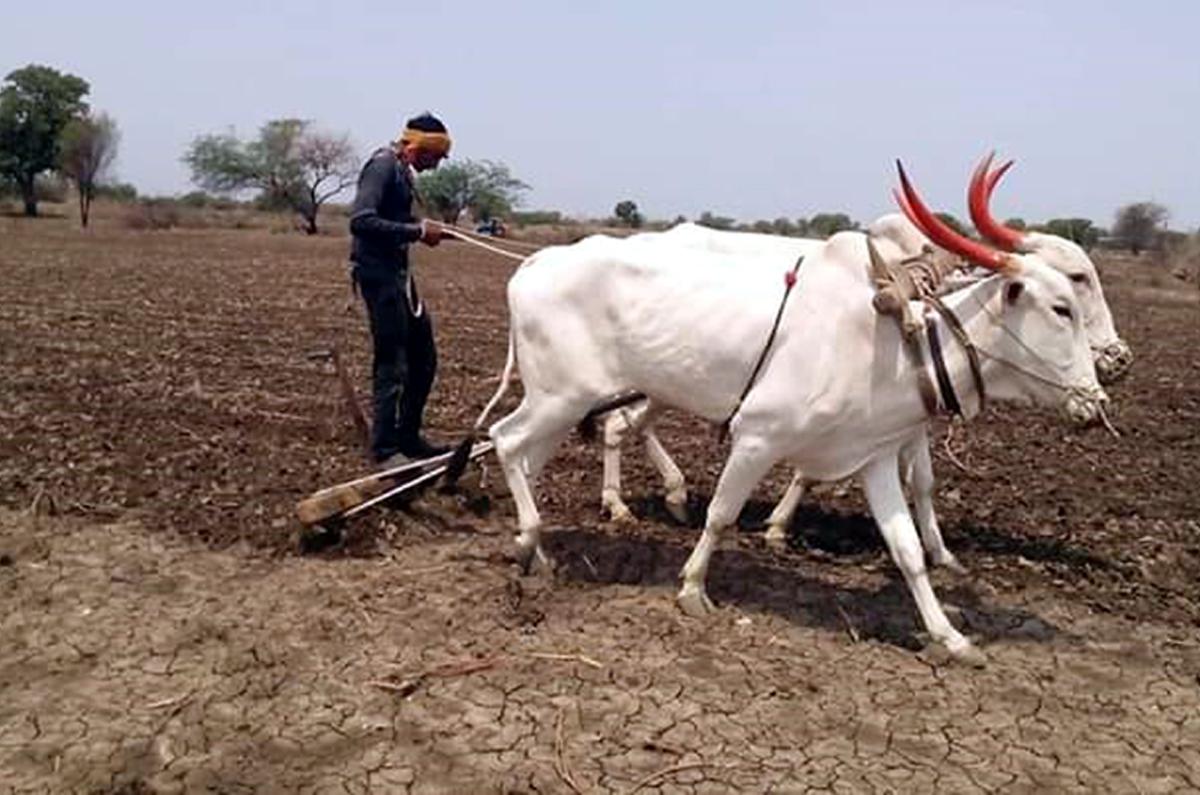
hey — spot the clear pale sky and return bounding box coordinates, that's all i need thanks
[4,0,1198,228]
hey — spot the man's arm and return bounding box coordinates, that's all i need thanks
[348,155,424,244]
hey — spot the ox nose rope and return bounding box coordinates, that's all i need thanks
[966,292,1098,395]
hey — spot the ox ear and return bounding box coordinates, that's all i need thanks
[1005,281,1025,306]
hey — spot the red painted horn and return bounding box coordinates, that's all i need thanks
[968,152,1024,251]
[895,160,1012,272]
[986,157,1014,197]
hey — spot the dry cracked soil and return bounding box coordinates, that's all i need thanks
[2,217,1199,793]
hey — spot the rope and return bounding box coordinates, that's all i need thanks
[943,290,1114,433]
[1097,401,1121,437]
[919,288,1110,440]
[445,224,546,252]
[902,248,963,300]
[719,255,806,439]
[941,422,981,477]
[442,229,530,262]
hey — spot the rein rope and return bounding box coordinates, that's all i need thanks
[442,227,533,262]
[719,255,806,440]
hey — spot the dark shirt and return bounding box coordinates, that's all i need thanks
[348,147,425,280]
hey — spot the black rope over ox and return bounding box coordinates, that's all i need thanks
[718,254,806,441]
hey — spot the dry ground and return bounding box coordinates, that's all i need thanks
[2,216,1199,792]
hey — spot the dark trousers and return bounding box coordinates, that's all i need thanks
[358,270,437,462]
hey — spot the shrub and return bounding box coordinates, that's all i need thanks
[95,182,138,202]
[511,209,565,226]
[121,198,183,230]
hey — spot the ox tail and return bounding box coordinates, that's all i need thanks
[444,325,519,486]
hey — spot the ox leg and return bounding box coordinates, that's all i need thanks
[642,425,689,524]
[490,396,580,574]
[906,435,966,574]
[764,469,806,548]
[859,456,984,667]
[601,401,688,524]
[600,410,636,523]
[678,438,776,617]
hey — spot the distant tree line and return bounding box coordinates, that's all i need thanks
[0,64,1181,253]
[671,204,1175,254]
[502,199,1183,260]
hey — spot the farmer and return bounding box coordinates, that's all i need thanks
[348,112,451,467]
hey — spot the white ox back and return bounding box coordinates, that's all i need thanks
[504,232,1100,480]
[635,218,937,276]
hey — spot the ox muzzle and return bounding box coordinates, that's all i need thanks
[1062,384,1110,427]
[1094,339,1134,385]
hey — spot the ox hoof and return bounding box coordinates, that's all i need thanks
[515,543,554,577]
[763,525,788,550]
[951,643,988,669]
[934,553,968,576]
[606,504,636,525]
[923,637,987,669]
[665,497,689,524]
[676,586,716,618]
[516,547,536,576]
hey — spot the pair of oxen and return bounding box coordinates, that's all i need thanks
[469,154,1132,667]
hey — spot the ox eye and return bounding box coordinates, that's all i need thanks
[1069,273,1088,285]
[1053,305,1073,320]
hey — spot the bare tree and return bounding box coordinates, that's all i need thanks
[184,119,357,234]
[294,132,356,234]
[58,111,119,228]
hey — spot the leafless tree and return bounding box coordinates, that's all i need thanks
[294,131,357,234]
[58,111,118,228]
[184,119,357,235]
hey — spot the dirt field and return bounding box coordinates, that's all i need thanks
[2,216,1199,792]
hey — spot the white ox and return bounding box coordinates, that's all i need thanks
[475,165,1109,665]
[599,154,1130,562]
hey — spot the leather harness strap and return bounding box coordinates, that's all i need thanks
[905,333,941,417]
[926,316,963,416]
[926,296,987,415]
